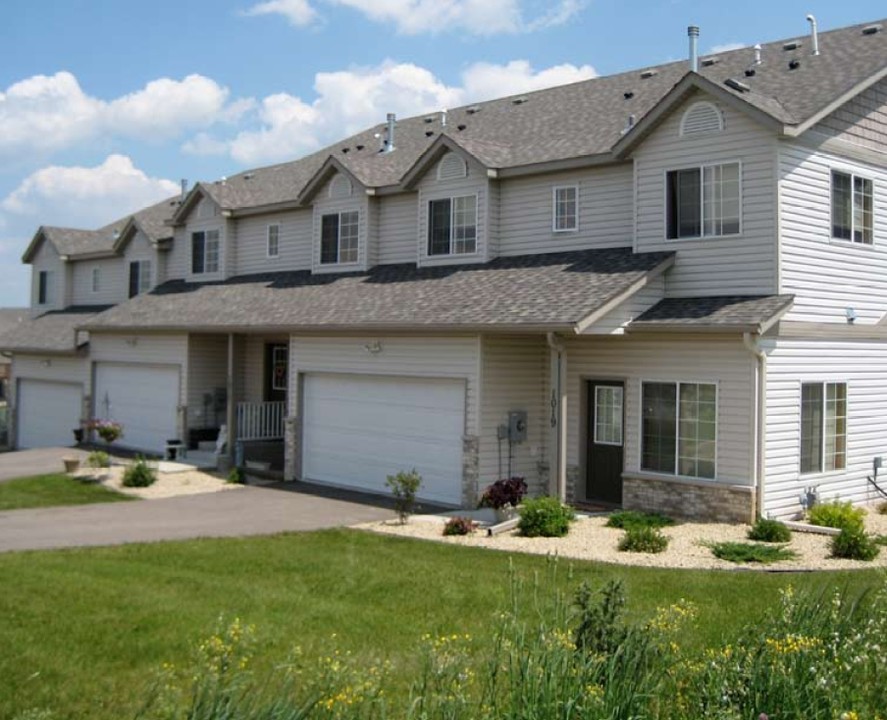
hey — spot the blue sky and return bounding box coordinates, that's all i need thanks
[0,0,883,306]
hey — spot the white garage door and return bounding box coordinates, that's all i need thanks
[18,380,82,449]
[303,373,465,505]
[94,364,180,454]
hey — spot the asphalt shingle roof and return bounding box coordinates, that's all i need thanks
[0,307,112,354]
[630,295,795,332]
[82,248,674,332]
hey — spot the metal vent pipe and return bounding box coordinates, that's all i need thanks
[806,14,820,55]
[688,25,700,72]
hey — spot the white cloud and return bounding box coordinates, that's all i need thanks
[0,71,235,161]
[242,0,584,35]
[706,42,747,55]
[1,155,178,229]
[189,58,596,165]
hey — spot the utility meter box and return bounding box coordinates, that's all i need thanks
[508,410,528,443]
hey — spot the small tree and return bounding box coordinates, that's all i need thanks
[386,469,422,524]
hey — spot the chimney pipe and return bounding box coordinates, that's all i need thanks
[753,43,762,65]
[180,179,188,201]
[440,109,447,128]
[806,14,820,55]
[688,25,700,72]
[385,113,396,152]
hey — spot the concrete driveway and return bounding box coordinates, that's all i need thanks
[0,447,87,481]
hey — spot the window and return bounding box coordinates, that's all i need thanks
[594,386,623,445]
[831,170,873,244]
[320,211,359,265]
[37,270,51,305]
[192,230,220,274]
[267,224,280,258]
[128,260,152,298]
[91,267,101,294]
[428,196,477,256]
[800,382,847,474]
[553,186,578,232]
[666,162,740,239]
[642,382,717,479]
[271,346,288,392]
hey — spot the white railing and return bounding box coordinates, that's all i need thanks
[236,401,286,441]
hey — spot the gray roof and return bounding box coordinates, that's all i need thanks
[629,295,795,332]
[0,307,112,354]
[0,309,27,363]
[81,248,674,332]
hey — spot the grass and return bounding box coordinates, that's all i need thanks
[710,541,799,564]
[0,529,880,720]
[0,473,134,511]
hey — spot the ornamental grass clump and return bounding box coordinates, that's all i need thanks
[618,525,669,553]
[478,476,527,510]
[748,517,793,543]
[517,496,574,537]
[808,499,865,532]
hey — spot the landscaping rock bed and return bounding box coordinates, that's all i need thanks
[74,464,243,500]
[359,507,887,571]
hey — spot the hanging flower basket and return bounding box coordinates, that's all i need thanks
[86,419,124,445]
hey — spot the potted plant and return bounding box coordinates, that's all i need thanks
[479,477,528,522]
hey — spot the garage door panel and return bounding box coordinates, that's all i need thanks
[303,374,464,505]
[18,380,82,448]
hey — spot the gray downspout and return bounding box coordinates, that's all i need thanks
[226,333,236,467]
[743,332,766,518]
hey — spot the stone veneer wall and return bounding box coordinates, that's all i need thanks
[462,435,480,507]
[284,416,301,481]
[623,474,756,524]
[565,465,580,504]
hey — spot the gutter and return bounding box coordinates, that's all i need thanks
[743,332,767,519]
[76,321,578,335]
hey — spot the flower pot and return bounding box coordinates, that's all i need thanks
[62,457,81,475]
[494,506,518,523]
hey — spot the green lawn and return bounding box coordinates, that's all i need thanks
[0,473,134,511]
[0,529,880,720]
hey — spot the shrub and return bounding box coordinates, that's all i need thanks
[808,499,865,532]
[618,526,669,553]
[606,510,675,530]
[479,477,527,509]
[385,469,422,524]
[518,496,574,537]
[710,541,798,564]
[443,516,476,536]
[122,457,157,488]
[226,467,245,484]
[830,527,881,561]
[85,450,110,469]
[747,517,792,543]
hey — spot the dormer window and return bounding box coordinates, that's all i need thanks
[192,230,220,274]
[831,170,873,244]
[321,211,359,265]
[428,196,477,256]
[37,270,52,305]
[129,260,152,298]
[666,162,740,239]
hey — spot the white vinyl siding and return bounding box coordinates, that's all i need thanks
[235,209,312,275]
[565,335,753,487]
[779,142,887,323]
[763,338,887,518]
[377,192,418,265]
[71,257,121,306]
[634,93,776,295]
[187,335,230,428]
[30,243,65,312]
[498,164,633,256]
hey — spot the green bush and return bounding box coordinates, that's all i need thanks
[385,469,422,524]
[605,510,675,530]
[710,541,798,564]
[808,499,865,532]
[226,467,245,484]
[830,527,881,561]
[618,526,669,553]
[121,457,157,488]
[518,496,575,537]
[747,517,792,543]
[85,450,110,469]
[442,516,476,536]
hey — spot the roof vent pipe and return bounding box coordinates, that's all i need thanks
[688,25,700,72]
[180,179,188,201]
[754,43,762,65]
[385,113,396,152]
[806,14,820,55]
[440,109,447,128]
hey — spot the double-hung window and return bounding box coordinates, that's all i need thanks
[831,170,873,244]
[267,224,280,258]
[192,230,220,274]
[37,270,52,305]
[128,260,152,298]
[320,211,359,265]
[641,381,717,479]
[666,162,740,239]
[428,196,477,256]
[91,267,101,294]
[553,186,578,232]
[800,382,847,474]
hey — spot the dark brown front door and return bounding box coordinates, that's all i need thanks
[265,344,288,403]
[586,380,625,505]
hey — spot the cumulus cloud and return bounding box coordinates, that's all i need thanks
[0,71,233,161]
[189,59,596,165]
[242,0,583,35]
[1,154,179,229]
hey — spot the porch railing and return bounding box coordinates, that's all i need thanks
[236,401,286,441]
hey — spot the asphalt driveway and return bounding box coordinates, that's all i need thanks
[0,447,87,481]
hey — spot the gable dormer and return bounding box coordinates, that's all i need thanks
[27,236,67,315]
[168,186,229,283]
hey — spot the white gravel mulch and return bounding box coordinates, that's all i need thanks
[74,462,244,500]
[358,507,887,572]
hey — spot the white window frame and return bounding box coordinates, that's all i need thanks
[320,210,360,266]
[267,224,280,258]
[552,185,579,233]
[37,270,52,305]
[427,193,479,257]
[192,229,221,275]
[639,379,718,480]
[799,381,848,476]
[593,385,623,446]
[830,169,874,245]
[91,267,101,294]
[664,161,742,241]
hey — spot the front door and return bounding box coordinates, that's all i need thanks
[265,344,288,403]
[586,380,625,505]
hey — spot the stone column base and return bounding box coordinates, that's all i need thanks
[284,416,302,481]
[623,474,756,524]
[565,465,580,504]
[462,435,480,508]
